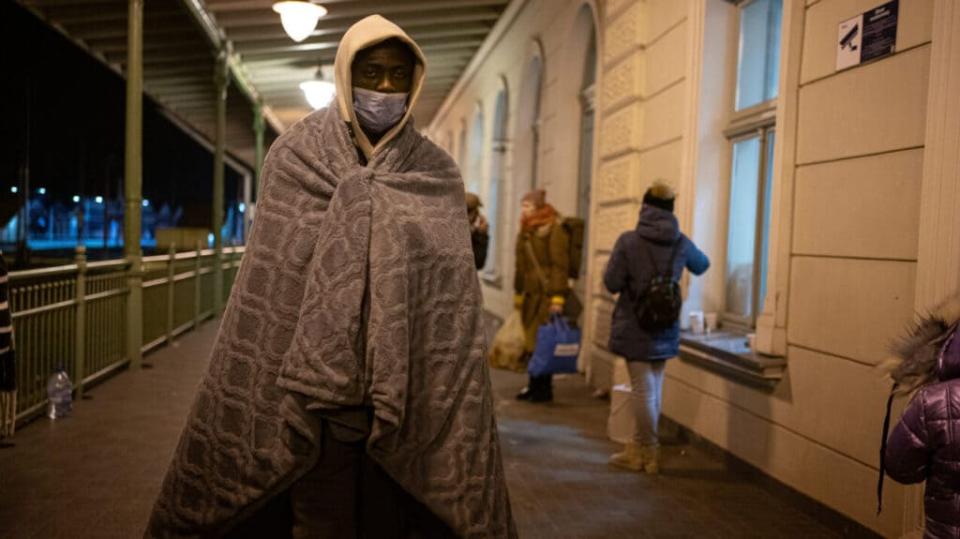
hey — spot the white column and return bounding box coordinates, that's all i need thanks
[914,0,960,307]
[905,0,960,531]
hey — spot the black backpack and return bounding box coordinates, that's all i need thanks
[632,239,683,331]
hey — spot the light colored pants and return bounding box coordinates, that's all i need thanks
[626,360,666,447]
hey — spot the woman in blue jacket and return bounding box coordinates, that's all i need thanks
[603,182,709,473]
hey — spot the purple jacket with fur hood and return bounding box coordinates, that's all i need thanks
[885,322,960,538]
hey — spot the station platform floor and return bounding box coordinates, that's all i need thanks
[0,320,864,538]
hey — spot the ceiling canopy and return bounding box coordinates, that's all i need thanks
[18,0,511,166]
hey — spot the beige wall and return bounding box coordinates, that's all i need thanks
[656,0,932,536]
[429,0,942,535]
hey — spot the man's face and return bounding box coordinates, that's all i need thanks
[521,200,536,219]
[352,41,415,93]
[468,206,479,223]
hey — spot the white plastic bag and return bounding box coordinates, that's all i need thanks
[489,310,526,372]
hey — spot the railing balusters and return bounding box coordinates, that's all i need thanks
[194,242,202,329]
[166,244,176,346]
[75,247,87,397]
[7,247,243,423]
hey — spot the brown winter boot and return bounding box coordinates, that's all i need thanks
[609,442,644,471]
[640,445,660,474]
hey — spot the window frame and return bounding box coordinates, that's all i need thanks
[721,0,781,331]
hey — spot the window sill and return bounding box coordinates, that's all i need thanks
[480,271,502,289]
[678,330,785,389]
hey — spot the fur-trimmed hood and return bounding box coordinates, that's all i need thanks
[887,293,960,392]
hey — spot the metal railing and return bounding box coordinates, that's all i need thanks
[9,245,244,422]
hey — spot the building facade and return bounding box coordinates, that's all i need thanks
[426,0,960,535]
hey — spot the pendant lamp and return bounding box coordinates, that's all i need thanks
[272,1,327,42]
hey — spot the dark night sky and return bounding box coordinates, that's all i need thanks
[0,0,247,226]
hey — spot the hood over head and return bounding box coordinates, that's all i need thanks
[637,204,680,244]
[334,15,427,160]
[886,293,960,392]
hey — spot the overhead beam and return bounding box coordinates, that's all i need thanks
[232,25,492,54]
[206,0,508,15]
[217,9,502,30]
[179,0,285,135]
[240,45,481,64]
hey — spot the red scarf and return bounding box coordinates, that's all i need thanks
[521,204,558,233]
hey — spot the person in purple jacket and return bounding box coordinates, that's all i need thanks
[603,182,709,474]
[883,295,960,538]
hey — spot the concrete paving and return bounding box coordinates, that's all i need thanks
[0,321,866,538]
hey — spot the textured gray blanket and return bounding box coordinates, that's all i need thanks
[146,106,516,538]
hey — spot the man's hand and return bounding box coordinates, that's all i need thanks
[474,214,489,234]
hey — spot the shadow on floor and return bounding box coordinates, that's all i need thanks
[0,322,857,538]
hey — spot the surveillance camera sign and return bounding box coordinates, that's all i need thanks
[837,0,899,71]
[836,15,863,70]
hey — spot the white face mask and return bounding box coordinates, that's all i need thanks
[352,87,409,135]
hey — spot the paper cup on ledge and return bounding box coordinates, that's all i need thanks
[689,311,705,335]
[746,333,756,350]
[704,312,718,333]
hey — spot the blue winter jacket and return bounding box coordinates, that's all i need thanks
[603,205,710,361]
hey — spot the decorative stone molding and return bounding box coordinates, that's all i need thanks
[915,0,960,311]
[754,0,805,356]
[606,0,633,22]
[603,2,645,67]
[907,0,960,531]
[591,299,615,348]
[599,103,644,159]
[597,152,642,206]
[602,52,646,115]
[594,203,639,251]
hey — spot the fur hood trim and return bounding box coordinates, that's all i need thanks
[882,292,960,394]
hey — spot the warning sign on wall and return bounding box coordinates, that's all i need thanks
[836,0,899,71]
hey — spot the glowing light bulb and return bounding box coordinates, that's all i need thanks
[73,196,81,203]
[272,2,327,42]
[95,196,104,204]
[300,80,336,110]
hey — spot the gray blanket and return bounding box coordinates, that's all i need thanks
[146,106,516,538]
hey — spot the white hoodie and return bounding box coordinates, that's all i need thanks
[334,15,427,160]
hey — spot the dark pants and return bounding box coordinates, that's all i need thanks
[229,420,457,539]
[527,374,553,401]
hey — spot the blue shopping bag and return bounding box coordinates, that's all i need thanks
[527,315,582,377]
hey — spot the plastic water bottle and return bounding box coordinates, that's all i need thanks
[46,369,73,419]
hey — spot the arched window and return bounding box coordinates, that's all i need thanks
[484,85,509,277]
[466,104,484,194]
[457,120,467,168]
[514,50,543,204]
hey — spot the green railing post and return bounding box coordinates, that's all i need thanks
[74,246,87,398]
[124,0,144,370]
[166,244,176,345]
[212,49,229,315]
[194,241,202,329]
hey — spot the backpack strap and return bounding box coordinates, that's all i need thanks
[630,236,682,303]
[642,236,683,279]
[524,239,549,291]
